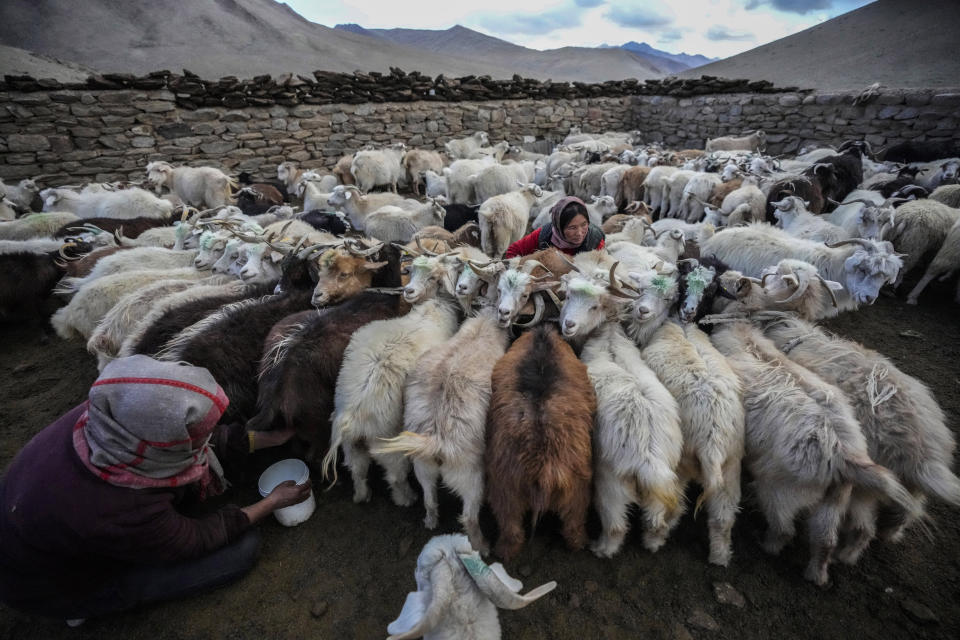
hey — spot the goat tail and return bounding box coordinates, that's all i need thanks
[321,417,349,486]
[370,431,439,460]
[635,462,682,515]
[694,454,724,518]
[917,461,960,507]
[844,460,921,519]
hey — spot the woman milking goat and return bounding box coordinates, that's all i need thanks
[505,196,606,258]
[0,355,310,626]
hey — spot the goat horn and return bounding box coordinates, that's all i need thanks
[345,239,384,257]
[776,273,810,305]
[842,198,879,207]
[512,292,545,328]
[815,275,839,308]
[58,242,78,258]
[761,273,775,288]
[415,236,439,257]
[825,238,874,249]
[520,259,552,278]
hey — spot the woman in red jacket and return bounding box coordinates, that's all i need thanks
[0,355,310,625]
[505,196,605,258]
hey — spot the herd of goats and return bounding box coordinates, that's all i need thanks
[1,126,960,612]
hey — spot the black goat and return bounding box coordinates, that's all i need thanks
[442,203,480,232]
[298,209,351,235]
[802,150,862,213]
[881,140,960,164]
[765,177,825,223]
[237,172,290,202]
[0,241,93,324]
[235,184,285,216]
[678,255,731,328]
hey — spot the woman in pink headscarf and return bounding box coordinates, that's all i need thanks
[504,196,605,258]
[0,355,310,625]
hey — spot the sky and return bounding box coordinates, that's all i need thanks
[285,0,875,58]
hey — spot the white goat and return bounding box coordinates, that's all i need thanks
[324,297,459,506]
[423,170,448,199]
[146,161,234,208]
[478,184,542,257]
[0,178,39,211]
[375,305,508,553]
[351,144,406,193]
[706,131,766,153]
[444,157,496,205]
[364,199,446,244]
[558,273,684,557]
[386,534,555,640]
[0,212,79,240]
[326,185,417,231]
[885,198,960,284]
[771,196,850,244]
[701,225,902,313]
[41,187,174,221]
[906,216,960,304]
[642,166,678,214]
[444,132,489,160]
[471,163,528,204]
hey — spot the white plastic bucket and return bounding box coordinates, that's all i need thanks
[257,458,316,527]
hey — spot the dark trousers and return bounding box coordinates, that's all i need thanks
[16,529,262,620]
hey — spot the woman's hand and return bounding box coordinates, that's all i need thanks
[248,427,297,451]
[241,479,312,524]
[266,480,312,509]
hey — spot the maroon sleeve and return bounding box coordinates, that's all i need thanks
[209,422,251,483]
[597,237,605,251]
[89,493,252,564]
[505,228,541,258]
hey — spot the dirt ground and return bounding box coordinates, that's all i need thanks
[0,284,958,640]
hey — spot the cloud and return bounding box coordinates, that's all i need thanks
[657,28,685,43]
[605,2,674,28]
[745,0,833,14]
[472,1,595,35]
[706,25,755,41]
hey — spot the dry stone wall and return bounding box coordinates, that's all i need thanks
[0,90,632,184]
[1,83,959,185]
[634,89,960,155]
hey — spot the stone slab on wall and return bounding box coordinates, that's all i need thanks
[0,90,631,184]
[634,89,960,155]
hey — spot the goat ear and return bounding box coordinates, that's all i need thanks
[387,552,458,640]
[344,190,352,200]
[824,279,843,292]
[736,277,752,296]
[529,279,560,293]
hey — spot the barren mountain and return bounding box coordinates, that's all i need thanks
[0,0,664,82]
[0,44,99,82]
[335,24,673,79]
[680,0,960,90]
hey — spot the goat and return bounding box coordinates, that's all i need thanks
[472,163,529,204]
[41,187,174,220]
[444,132,489,160]
[764,177,825,222]
[298,209,351,236]
[885,198,960,285]
[881,140,960,164]
[478,184,542,257]
[759,313,959,563]
[486,324,595,560]
[247,245,403,464]
[0,240,92,324]
[423,170,447,199]
[402,150,444,196]
[803,151,863,212]
[235,185,284,216]
[327,185,417,231]
[705,130,766,153]
[557,272,685,557]
[906,216,960,304]
[58,247,198,295]
[641,166,678,216]
[771,197,850,244]
[929,184,960,209]
[386,534,555,640]
[146,161,234,208]
[375,304,509,553]
[0,178,40,212]
[351,144,406,193]
[323,295,459,506]
[706,272,919,585]
[444,157,496,205]
[700,226,902,313]
[364,199,446,244]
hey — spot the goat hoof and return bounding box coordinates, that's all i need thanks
[708,550,732,567]
[424,514,439,529]
[905,298,919,306]
[353,487,371,504]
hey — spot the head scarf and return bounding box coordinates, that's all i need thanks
[72,355,230,499]
[548,196,589,250]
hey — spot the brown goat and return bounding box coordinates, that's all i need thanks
[486,324,596,560]
[709,178,744,208]
[414,222,481,248]
[332,154,355,186]
[602,202,653,234]
[615,166,652,210]
[61,246,127,278]
[675,149,706,161]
